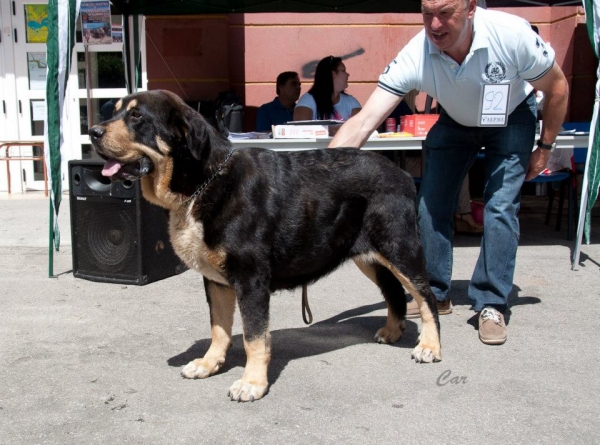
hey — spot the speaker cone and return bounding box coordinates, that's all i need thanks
[82,206,135,272]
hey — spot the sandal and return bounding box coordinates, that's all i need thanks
[454,212,483,235]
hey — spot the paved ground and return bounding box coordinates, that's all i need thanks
[1,192,599,444]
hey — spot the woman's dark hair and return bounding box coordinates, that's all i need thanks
[308,55,342,119]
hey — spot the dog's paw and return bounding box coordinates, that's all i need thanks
[411,343,442,363]
[181,358,223,379]
[228,379,268,402]
[374,320,406,344]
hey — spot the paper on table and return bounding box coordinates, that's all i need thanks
[227,132,271,140]
[284,120,345,125]
[558,129,589,135]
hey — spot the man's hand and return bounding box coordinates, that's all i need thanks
[328,88,401,149]
[525,148,552,180]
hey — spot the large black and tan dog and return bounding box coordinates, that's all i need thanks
[89,90,441,402]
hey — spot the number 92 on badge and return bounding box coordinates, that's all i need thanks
[480,84,509,127]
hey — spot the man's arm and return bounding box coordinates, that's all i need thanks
[526,62,569,180]
[328,88,402,149]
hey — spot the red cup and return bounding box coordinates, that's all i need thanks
[385,117,396,133]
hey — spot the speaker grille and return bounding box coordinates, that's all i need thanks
[73,198,139,277]
[86,205,135,271]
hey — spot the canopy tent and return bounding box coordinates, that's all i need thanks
[107,0,581,15]
[45,0,80,277]
[573,0,600,268]
[45,0,598,276]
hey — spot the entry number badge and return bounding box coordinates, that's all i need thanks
[479,84,509,127]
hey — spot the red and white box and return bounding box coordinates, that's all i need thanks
[400,114,440,137]
[272,120,344,139]
[272,124,330,139]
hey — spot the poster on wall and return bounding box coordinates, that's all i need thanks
[112,25,123,43]
[28,52,47,90]
[25,4,49,43]
[31,100,46,122]
[81,1,112,45]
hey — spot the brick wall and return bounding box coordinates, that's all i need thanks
[145,6,595,131]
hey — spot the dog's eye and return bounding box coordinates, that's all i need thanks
[130,110,142,120]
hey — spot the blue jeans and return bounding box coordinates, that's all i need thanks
[417,94,537,313]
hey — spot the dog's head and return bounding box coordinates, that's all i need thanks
[89,90,223,182]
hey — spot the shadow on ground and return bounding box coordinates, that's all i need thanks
[167,301,425,385]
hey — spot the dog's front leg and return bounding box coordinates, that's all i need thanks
[228,282,271,402]
[182,279,235,379]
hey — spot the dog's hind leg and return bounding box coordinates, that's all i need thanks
[181,279,236,380]
[354,258,407,344]
[373,252,441,363]
[227,279,271,402]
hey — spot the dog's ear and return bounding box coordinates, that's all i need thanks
[182,108,214,161]
[165,94,228,162]
[169,106,221,162]
[164,105,204,160]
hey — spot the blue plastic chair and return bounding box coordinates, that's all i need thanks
[523,122,591,240]
[525,170,574,240]
[562,122,590,176]
[562,122,591,132]
[526,139,574,239]
[573,147,587,175]
[562,121,590,219]
[472,148,572,237]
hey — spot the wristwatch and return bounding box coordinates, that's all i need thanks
[537,139,556,152]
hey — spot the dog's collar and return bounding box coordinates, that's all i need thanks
[182,148,235,206]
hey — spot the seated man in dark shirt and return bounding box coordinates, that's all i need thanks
[256,71,301,132]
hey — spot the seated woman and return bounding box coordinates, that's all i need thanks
[293,55,361,121]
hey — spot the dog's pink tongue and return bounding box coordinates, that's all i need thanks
[102,160,123,177]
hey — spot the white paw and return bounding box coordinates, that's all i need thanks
[411,344,441,363]
[228,379,269,402]
[181,359,214,379]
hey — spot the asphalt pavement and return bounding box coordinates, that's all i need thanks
[1,191,599,444]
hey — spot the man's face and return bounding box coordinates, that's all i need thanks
[280,76,301,102]
[422,0,475,56]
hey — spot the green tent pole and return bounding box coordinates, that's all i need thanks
[49,198,54,278]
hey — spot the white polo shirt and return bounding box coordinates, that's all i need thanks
[378,7,555,127]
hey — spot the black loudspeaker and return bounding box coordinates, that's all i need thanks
[68,160,187,285]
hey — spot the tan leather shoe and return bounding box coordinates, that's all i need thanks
[478,307,507,345]
[405,299,452,319]
[437,299,453,315]
[405,299,420,319]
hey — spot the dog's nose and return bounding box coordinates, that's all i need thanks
[89,126,105,140]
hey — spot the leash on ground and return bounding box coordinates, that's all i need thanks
[302,284,313,325]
